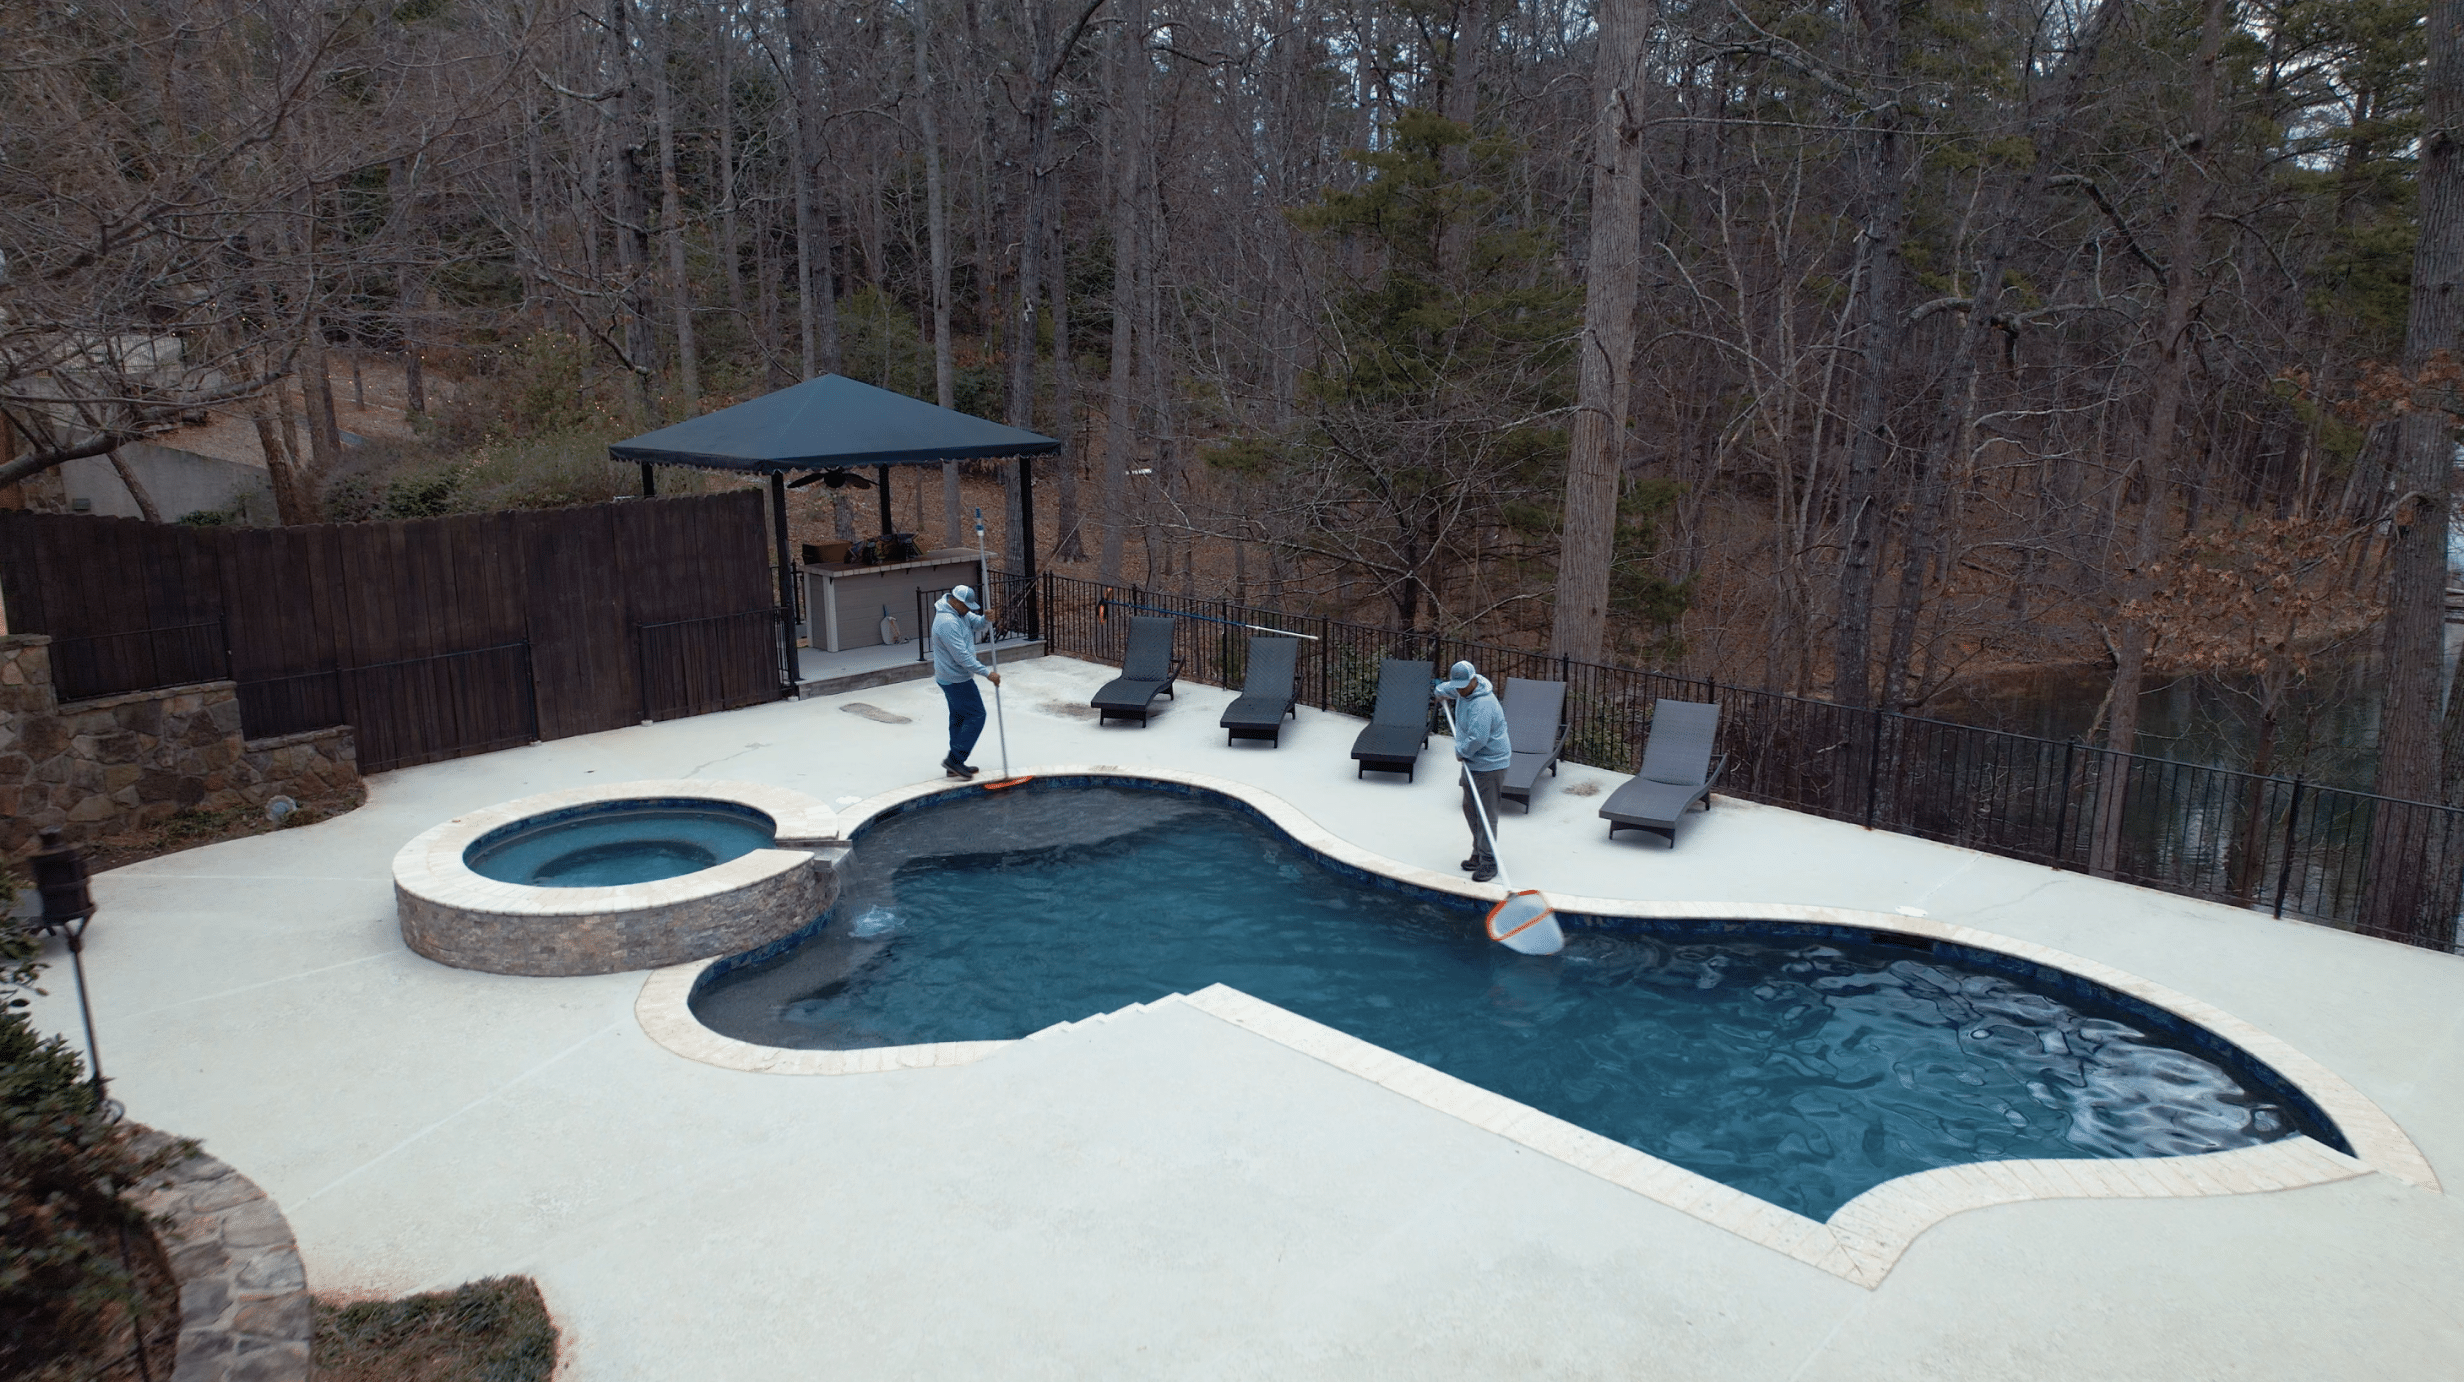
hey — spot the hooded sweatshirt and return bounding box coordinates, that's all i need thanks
[930,600,991,684]
[1437,675,1512,772]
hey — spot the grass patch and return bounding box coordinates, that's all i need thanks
[312,1277,557,1382]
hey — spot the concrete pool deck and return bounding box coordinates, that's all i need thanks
[24,654,2464,1379]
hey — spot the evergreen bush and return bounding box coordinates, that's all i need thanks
[0,899,189,1379]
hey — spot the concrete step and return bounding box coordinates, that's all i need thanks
[1022,993,1189,1045]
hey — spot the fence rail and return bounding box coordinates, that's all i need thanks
[1031,571,2464,956]
[637,609,782,723]
[240,642,539,773]
[47,619,230,702]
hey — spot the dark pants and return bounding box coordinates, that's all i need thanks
[940,678,987,763]
[1461,766,1505,866]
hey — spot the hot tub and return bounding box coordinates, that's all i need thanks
[392,781,842,977]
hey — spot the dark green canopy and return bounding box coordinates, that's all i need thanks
[608,373,1057,472]
[611,374,1054,666]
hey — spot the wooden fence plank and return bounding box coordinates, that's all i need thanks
[2,497,775,767]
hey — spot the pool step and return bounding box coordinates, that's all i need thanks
[1022,993,1190,1044]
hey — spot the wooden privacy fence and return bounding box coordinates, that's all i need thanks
[0,495,782,773]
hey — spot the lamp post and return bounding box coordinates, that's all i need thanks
[27,827,110,1115]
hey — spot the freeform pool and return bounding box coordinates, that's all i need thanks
[464,800,776,887]
[691,783,2340,1218]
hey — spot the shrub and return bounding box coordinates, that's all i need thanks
[0,983,188,1378]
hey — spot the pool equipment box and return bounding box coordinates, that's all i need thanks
[802,549,987,652]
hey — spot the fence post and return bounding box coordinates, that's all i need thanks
[2273,776,2305,920]
[2052,739,2077,867]
[636,625,653,723]
[1322,618,1335,710]
[1863,710,1884,828]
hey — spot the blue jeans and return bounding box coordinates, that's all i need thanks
[940,678,987,763]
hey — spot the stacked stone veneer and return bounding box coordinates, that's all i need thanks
[393,781,841,977]
[130,1131,313,1382]
[0,634,358,855]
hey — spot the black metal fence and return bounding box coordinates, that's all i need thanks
[1031,571,2464,955]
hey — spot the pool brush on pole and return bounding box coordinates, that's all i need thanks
[974,508,1031,790]
[1439,697,1564,956]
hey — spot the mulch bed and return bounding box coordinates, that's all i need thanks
[78,787,368,875]
[311,1278,558,1382]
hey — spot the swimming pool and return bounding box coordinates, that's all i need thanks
[691,782,2338,1218]
[464,799,776,888]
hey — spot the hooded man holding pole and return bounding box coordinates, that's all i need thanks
[1435,660,1511,882]
[931,585,1000,779]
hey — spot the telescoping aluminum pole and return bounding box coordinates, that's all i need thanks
[1438,697,1563,955]
[974,508,1030,789]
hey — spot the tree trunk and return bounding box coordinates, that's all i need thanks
[1830,0,1910,709]
[1435,0,1486,281]
[649,1,699,407]
[1100,0,1144,586]
[299,328,343,474]
[1880,0,2121,710]
[785,0,836,379]
[2368,0,2464,943]
[1550,0,1651,662]
[105,451,163,524]
[1049,205,1086,563]
[599,0,657,418]
[400,269,426,415]
[251,380,316,526]
[717,25,744,321]
[913,1,963,546]
[1004,0,1081,570]
[2091,0,2228,877]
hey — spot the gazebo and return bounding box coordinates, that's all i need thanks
[610,374,1060,673]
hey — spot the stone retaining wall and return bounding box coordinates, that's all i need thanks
[0,634,359,855]
[131,1131,313,1382]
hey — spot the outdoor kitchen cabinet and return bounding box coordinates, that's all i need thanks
[800,549,988,653]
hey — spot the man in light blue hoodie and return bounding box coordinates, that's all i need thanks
[930,585,1000,779]
[1435,659,1512,882]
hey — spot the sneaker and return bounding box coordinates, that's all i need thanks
[954,760,979,778]
[1460,857,1481,872]
[1471,863,1498,883]
[944,762,971,780]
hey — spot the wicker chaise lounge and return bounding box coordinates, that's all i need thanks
[1498,677,1567,812]
[1349,659,1432,780]
[1089,616,1185,726]
[1220,635,1302,745]
[1599,698,1726,845]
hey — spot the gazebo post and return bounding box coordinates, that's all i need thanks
[770,471,797,690]
[876,464,893,536]
[640,463,656,498]
[1017,455,1039,638]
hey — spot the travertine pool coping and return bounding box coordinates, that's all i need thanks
[394,779,840,976]
[631,763,2440,1287]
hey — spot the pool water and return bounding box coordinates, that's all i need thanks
[464,801,775,888]
[692,785,2328,1217]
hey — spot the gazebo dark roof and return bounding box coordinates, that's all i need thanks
[608,373,1057,473]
